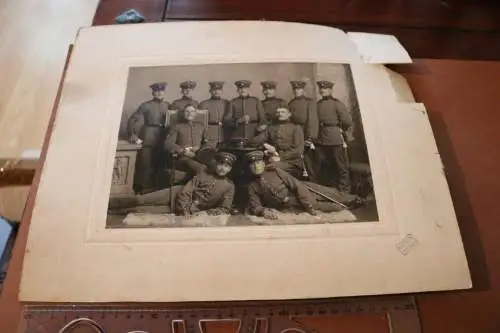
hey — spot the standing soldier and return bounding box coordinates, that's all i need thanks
[198,81,229,146]
[171,80,199,110]
[288,80,320,180]
[224,80,267,141]
[261,81,286,123]
[316,80,353,193]
[127,82,170,193]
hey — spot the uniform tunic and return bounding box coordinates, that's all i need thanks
[316,96,353,193]
[164,122,207,153]
[198,97,229,145]
[224,96,266,140]
[171,97,199,111]
[175,170,235,214]
[127,98,170,190]
[288,96,319,140]
[262,97,286,123]
[316,96,352,146]
[127,99,170,146]
[164,121,209,174]
[250,121,304,175]
[247,167,315,216]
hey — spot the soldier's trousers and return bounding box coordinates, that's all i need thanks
[137,185,183,206]
[317,145,351,193]
[135,145,163,191]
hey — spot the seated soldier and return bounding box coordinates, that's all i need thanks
[108,152,236,216]
[244,151,362,219]
[248,106,304,177]
[164,104,212,176]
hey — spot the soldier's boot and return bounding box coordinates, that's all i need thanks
[108,196,139,210]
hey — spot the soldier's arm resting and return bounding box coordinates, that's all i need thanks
[336,100,353,129]
[248,182,265,216]
[277,168,315,211]
[279,125,304,160]
[164,127,183,154]
[218,182,235,214]
[127,104,145,137]
[247,128,268,146]
[175,177,197,214]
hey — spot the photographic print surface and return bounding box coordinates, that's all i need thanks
[107,62,378,228]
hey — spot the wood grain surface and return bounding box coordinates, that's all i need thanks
[0,0,99,160]
[394,60,500,333]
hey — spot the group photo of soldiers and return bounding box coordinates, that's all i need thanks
[107,63,378,227]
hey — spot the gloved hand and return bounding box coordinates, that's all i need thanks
[190,201,200,214]
[263,143,277,154]
[268,155,281,163]
[182,148,196,158]
[304,140,315,150]
[129,133,139,144]
[257,124,268,132]
[262,209,279,220]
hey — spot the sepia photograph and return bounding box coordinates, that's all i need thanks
[107,62,378,228]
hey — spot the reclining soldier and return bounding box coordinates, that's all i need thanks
[108,152,236,216]
[244,151,362,219]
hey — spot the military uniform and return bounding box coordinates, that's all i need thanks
[171,81,199,110]
[245,151,345,216]
[164,121,209,175]
[316,80,353,193]
[108,153,237,215]
[127,82,170,191]
[249,121,304,176]
[261,81,287,123]
[224,80,267,140]
[198,81,229,145]
[288,81,319,141]
[287,81,320,181]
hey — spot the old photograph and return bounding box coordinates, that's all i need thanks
[107,62,378,228]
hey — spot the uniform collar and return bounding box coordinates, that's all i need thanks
[321,95,334,100]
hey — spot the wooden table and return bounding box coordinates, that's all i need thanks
[0,58,499,333]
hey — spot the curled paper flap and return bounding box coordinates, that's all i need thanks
[347,32,412,64]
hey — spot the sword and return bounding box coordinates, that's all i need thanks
[169,153,178,213]
[303,183,348,209]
